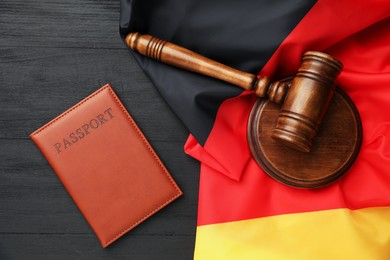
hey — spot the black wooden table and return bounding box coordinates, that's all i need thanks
[0,1,199,259]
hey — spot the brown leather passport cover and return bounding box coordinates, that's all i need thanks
[30,84,182,247]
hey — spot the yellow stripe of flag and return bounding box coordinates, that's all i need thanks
[195,207,390,259]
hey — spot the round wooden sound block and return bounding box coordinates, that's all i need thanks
[248,87,362,189]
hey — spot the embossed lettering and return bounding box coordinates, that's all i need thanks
[104,108,114,119]
[53,107,114,154]
[82,123,90,135]
[63,138,72,149]
[76,128,85,139]
[69,132,78,143]
[97,114,108,125]
[90,119,99,129]
[54,143,62,154]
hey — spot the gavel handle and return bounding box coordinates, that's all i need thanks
[125,32,287,101]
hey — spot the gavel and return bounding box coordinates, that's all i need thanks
[126,32,343,153]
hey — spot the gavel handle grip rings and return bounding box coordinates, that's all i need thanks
[125,32,343,153]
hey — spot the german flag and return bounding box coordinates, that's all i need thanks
[120,0,390,258]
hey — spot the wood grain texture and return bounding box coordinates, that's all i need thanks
[272,51,343,153]
[248,88,362,188]
[0,0,198,258]
[126,33,258,91]
[125,33,347,154]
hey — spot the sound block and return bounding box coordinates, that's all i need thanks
[248,87,362,189]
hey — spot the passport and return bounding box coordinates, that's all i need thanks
[30,84,182,247]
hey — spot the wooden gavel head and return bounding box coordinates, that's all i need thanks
[126,33,343,153]
[267,52,343,152]
[125,32,362,189]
